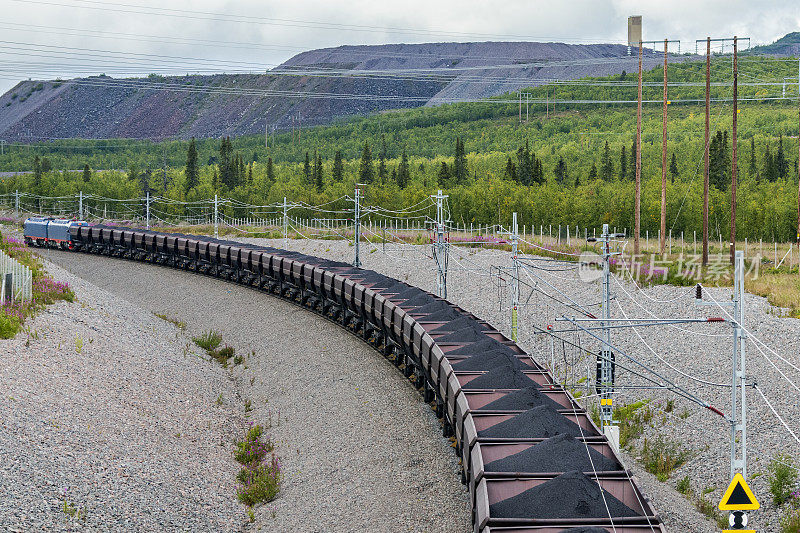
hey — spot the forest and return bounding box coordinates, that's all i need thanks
[1,55,799,242]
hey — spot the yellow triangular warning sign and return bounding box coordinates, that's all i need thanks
[719,473,760,511]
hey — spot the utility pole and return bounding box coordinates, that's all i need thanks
[78,190,83,220]
[526,92,529,122]
[518,91,522,123]
[146,190,151,230]
[213,193,218,238]
[162,144,167,193]
[661,38,668,256]
[353,186,362,268]
[730,37,739,265]
[14,190,19,216]
[797,57,800,246]
[703,36,711,266]
[634,39,643,255]
[510,212,519,341]
[0,140,5,155]
[431,189,449,298]
[641,39,679,256]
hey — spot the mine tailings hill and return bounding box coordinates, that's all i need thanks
[0,41,673,141]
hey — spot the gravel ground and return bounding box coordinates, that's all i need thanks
[0,260,244,532]
[39,249,471,533]
[226,235,800,533]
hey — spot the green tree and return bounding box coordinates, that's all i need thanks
[82,163,91,183]
[185,137,198,193]
[218,137,234,189]
[378,134,388,182]
[266,157,274,182]
[33,156,42,189]
[303,152,311,183]
[588,161,597,181]
[620,145,627,180]
[332,150,344,182]
[397,149,410,188]
[40,158,52,173]
[709,130,729,190]
[629,139,636,179]
[314,151,323,191]
[358,142,374,183]
[554,156,567,184]
[453,137,467,184]
[504,157,518,182]
[763,143,776,182]
[600,141,614,180]
[749,137,757,180]
[669,152,679,183]
[776,134,788,178]
[437,161,450,186]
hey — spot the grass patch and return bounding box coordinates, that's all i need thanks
[696,493,728,529]
[234,423,281,507]
[640,436,693,481]
[782,508,800,533]
[590,399,654,450]
[192,330,222,351]
[154,312,186,329]
[747,270,800,317]
[768,453,799,506]
[0,230,75,339]
[676,475,691,495]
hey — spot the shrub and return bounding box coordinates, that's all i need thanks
[0,313,21,339]
[236,456,282,506]
[768,454,799,506]
[782,509,800,533]
[235,424,273,466]
[677,475,691,495]
[641,436,693,481]
[193,330,222,351]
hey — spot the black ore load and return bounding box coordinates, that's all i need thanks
[485,434,621,473]
[489,470,640,519]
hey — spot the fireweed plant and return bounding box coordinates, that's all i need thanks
[235,421,282,507]
[0,230,75,338]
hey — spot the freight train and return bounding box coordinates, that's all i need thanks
[24,217,664,533]
[23,217,88,249]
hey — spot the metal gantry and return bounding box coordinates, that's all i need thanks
[510,212,520,341]
[431,189,449,298]
[353,186,362,268]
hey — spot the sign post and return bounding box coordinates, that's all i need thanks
[719,472,759,532]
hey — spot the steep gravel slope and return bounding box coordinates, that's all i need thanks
[39,249,471,533]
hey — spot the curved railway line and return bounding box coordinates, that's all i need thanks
[50,223,664,533]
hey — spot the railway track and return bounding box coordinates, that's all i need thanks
[61,224,664,533]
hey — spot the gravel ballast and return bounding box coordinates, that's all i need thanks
[0,260,243,531]
[39,249,471,532]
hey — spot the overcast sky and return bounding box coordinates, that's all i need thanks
[1,0,799,94]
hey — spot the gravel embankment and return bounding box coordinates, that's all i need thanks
[0,260,244,532]
[226,236,800,533]
[39,249,471,533]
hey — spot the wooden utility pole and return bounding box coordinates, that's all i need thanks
[797,56,800,246]
[703,37,711,266]
[519,91,522,123]
[730,37,738,265]
[635,39,643,255]
[660,38,668,255]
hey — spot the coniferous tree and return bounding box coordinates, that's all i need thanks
[516,140,534,185]
[303,152,311,183]
[437,161,450,186]
[620,145,627,180]
[358,142,374,183]
[709,130,730,190]
[378,135,388,182]
[749,137,757,180]
[763,144,775,182]
[266,157,274,182]
[669,152,679,183]
[600,141,614,180]
[314,152,323,191]
[41,158,52,173]
[776,134,788,178]
[588,161,597,181]
[247,162,253,185]
[185,137,198,193]
[453,137,468,183]
[82,163,91,183]
[33,156,43,189]
[629,139,636,179]
[554,156,567,184]
[504,157,518,182]
[397,149,410,188]
[332,150,344,182]
[218,137,234,189]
